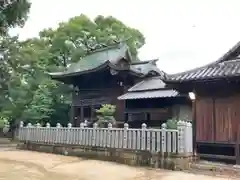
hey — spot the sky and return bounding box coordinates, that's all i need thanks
[11,0,240,73]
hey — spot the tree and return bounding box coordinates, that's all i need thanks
[0,36,71,126]
[0,14,145,129]
[39,14,145,66]
[0,0,31,34]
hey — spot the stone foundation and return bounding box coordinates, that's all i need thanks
[17,142,194,170]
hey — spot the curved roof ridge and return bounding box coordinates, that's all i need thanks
[216,40,240,63]
[131,59,158,65]
[167,40,240,79]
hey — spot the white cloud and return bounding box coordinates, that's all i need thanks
[11,0,240,73]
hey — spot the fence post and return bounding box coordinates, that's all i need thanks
[177,120,186,155]
[56,123,61,144]
[67,123,72,144]
[36,123,40,142]
[107,123,112,148]
[18,121,24,140]
[161,123,167,153]
[92,123,97,146]
[46,123,50,128]
[20,121,23,128]
[123,123,129,149]
[186,122,192,153]
[26,123,31,142]
[141,123,146,150]
[46,123,50,143]
[80,123,84,146]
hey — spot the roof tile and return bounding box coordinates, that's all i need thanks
[168,59,240,82]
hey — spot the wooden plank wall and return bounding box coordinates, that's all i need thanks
[215,95,240,142]
[196,97,214,141]
[196,94,240,143]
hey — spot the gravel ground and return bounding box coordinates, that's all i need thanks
[0,150,233,180]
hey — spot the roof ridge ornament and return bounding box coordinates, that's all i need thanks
[85,37,131,55]
[110,68,118,75]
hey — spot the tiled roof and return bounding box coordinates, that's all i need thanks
[130,59,164,76]
[49,43,131,77]
[128,77,166,92]
[49,43,162,78]
[118,76,179,100]
[167,40,240,82]
[167,59,240,82]
[118,89,178,100]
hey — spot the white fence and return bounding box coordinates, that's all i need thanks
[18,121,192,154]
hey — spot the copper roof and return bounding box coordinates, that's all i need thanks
[118,76,179,100]
[118,89,178,100]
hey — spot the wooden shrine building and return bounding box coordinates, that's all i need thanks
[49,42,165,126]
[118,77,192,128]
[166,41,240,164]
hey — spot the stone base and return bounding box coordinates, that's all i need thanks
[190,161,240,178]
[18,142,194,171]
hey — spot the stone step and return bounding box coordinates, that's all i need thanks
[0,147,17,151]
[0,138,12,143]
[0,143,18,148]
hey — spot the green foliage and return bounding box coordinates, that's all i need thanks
[96,104,116,127]
[165,119,178,129]
[0,117,9,128]
[96,104,116,117]
[39,14,145,65]
[0,14,144,127]
[0,0,31,34]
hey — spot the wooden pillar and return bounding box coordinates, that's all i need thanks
[212,97,216,142]
[80,106,84,124]
[236,143,240,164]
[192,98,197,156]
[144,112,148,125]
[236,119,240,164]
[125,113,128,123]
[69,105,74,125]
[91,105,95,122]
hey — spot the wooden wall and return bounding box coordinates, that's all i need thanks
[196,97,214,141]
[72,87,126,126]
[196,93,240,143]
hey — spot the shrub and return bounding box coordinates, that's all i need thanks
[96,104,116,127]
[166,119,178,129]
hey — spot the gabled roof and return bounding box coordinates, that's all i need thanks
[167,41,240,82]
[128,77,166,92]
[118,77,179,100]
[130,59,165,77]
[49,42,131,78]
[49,43,162,79]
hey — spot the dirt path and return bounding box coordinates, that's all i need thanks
[0,150,233,180]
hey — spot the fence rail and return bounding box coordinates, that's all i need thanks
[18,121,192,154]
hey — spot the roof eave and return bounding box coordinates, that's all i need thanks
[166,74,240,84]
[49,60,133,79]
